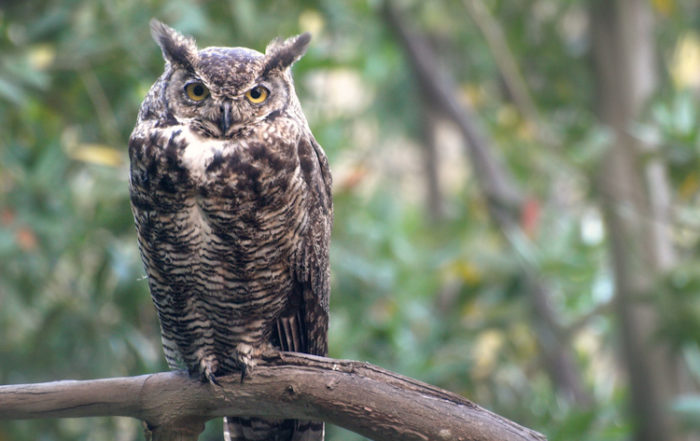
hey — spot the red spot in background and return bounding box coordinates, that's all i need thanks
[521,197,540,238]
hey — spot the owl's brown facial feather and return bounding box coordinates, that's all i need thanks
[196,47,264,92]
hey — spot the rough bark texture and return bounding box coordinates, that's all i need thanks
[0,352,546,441]
[383,1,590,405]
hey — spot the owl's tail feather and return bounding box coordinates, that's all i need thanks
[291,421,324,441]
[224,417,323,441]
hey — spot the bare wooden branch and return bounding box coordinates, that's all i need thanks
[0,352,546,441]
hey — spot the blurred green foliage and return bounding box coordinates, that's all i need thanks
[2,1,700,440]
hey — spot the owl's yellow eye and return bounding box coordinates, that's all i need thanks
[185,82,209,101]
[245,86,269,104]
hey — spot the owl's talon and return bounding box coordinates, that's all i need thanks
[199,356,221,386]
[206,370,221,386]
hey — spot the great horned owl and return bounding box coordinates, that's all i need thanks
[128,20,332,441]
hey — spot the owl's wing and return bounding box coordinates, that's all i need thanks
[275,135,332,357]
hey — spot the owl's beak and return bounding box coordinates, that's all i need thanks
[220,101,233,134]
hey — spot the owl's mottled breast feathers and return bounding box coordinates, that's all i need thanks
[128,20,330,441]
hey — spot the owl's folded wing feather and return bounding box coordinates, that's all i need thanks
[295,135,332,357]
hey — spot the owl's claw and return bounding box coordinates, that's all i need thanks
[200,355,221,386]
[206,370,221,387]
[234,342,257,383]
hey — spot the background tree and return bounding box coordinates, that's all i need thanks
[2,1,700,440]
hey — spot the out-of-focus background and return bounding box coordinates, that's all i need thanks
[2,1,700,440]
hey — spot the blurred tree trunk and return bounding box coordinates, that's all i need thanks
[590,1,692,440]
[384,2,590,406]
[419,97,446,222]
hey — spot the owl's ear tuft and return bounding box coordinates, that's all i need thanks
[262,32,311,75]
[150,19,197,70]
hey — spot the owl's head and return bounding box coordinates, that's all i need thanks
[148,20,310,138]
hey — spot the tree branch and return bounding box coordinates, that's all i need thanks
[461,0,541,134]
[383,2,523,225]
[0,352,546,441]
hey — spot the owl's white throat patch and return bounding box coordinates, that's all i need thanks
[178,127,228,181]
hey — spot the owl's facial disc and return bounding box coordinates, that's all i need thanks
[158,42,304,139]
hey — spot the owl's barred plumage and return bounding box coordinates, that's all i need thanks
[129,20,331,441]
